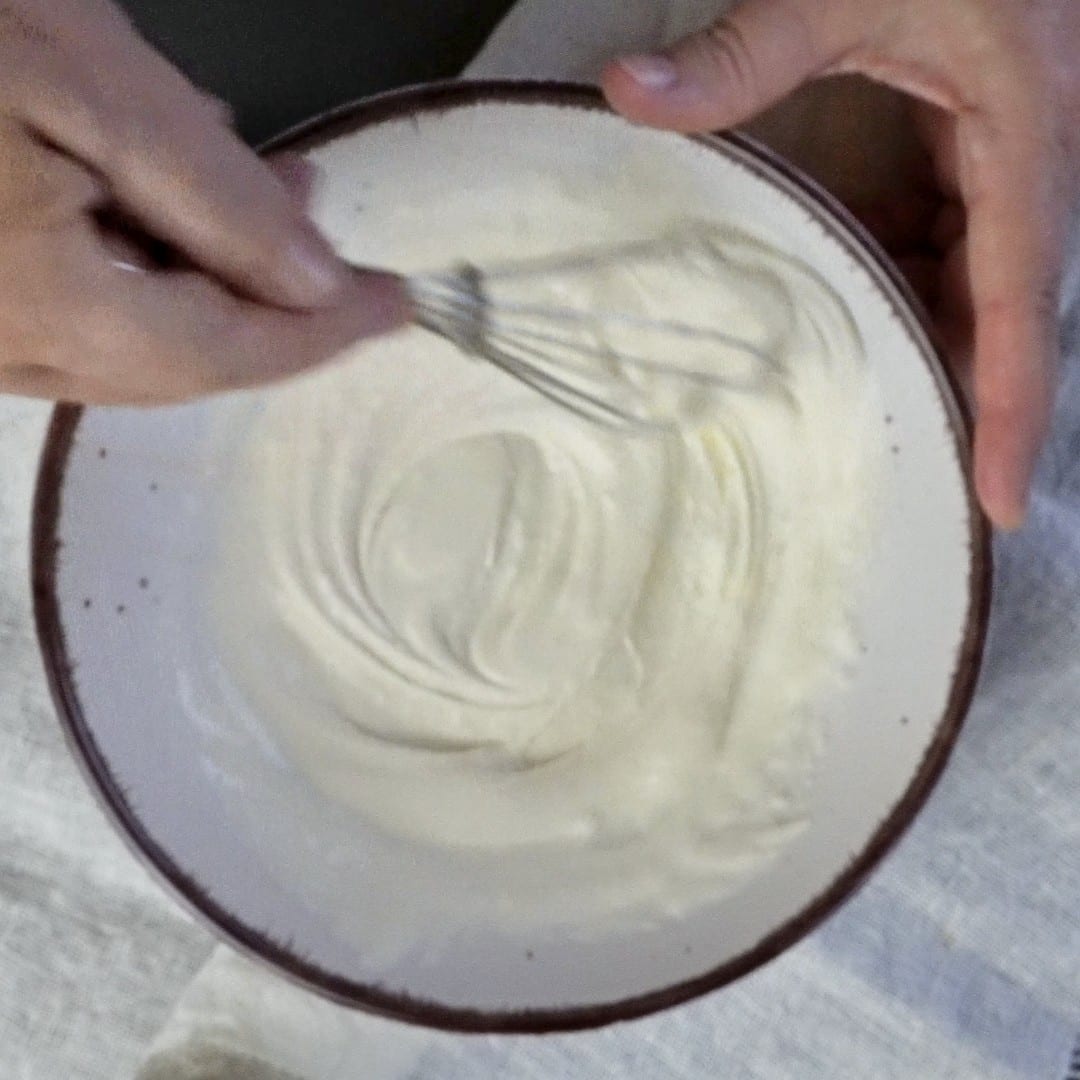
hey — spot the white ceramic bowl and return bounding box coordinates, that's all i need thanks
[32,81,990,1031]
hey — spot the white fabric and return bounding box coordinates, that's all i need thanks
[0,399,214,1079]
[1,2,1078,1078]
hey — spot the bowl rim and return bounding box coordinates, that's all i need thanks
[31,78,992,1034]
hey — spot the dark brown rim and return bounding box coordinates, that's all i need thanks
[31,80,992,1034]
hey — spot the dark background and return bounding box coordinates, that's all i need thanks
[119,0,516,144]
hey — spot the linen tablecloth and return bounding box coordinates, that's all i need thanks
[1,2,1079,1077]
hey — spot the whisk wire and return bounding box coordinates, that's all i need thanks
[401,230,775,432]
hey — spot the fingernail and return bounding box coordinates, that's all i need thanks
[282,226,347,307]
[974,446,1030,532]
[617,54,679,91]
[987,493,1027,532]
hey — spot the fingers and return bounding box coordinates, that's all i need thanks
[935,241,975,387]
[602,0,1069,532]
[0,363,83,400]
[265,153,320,210]
[0,53,411,408]
[0,119,104,227]
[602,0,850,132]
[959,115,1063,529]
[4,8,346,310]
[57,220,412,401]
[138,267,412,397]
[74,88,342,310]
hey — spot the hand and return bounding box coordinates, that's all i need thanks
[0,0,409,406]
[603,0,1080,529]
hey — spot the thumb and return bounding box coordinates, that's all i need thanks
[602,0,848,133]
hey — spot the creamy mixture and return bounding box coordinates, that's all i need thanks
[209,222,882,941]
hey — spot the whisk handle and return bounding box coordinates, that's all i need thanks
[406,265,488,357]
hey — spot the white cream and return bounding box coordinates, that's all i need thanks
[209,222,882,942]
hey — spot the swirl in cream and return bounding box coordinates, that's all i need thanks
[210,224,882,930]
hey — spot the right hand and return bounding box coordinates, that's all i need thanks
[0,0,410,405]
[602,0,1080,529]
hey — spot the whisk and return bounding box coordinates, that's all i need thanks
[388,228,778,433]
[108,217,775,429]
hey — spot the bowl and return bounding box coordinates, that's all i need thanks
[32,81,990,1032]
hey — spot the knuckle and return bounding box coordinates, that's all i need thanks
[697,0,821,105]
[0,5,57,50]
[67,71,182,177]
[701,18,762,99]
[26,67,134,169]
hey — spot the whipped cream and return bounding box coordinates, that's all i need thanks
[208,221,882,940]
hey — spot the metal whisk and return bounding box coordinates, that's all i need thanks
[394,228,778,433]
